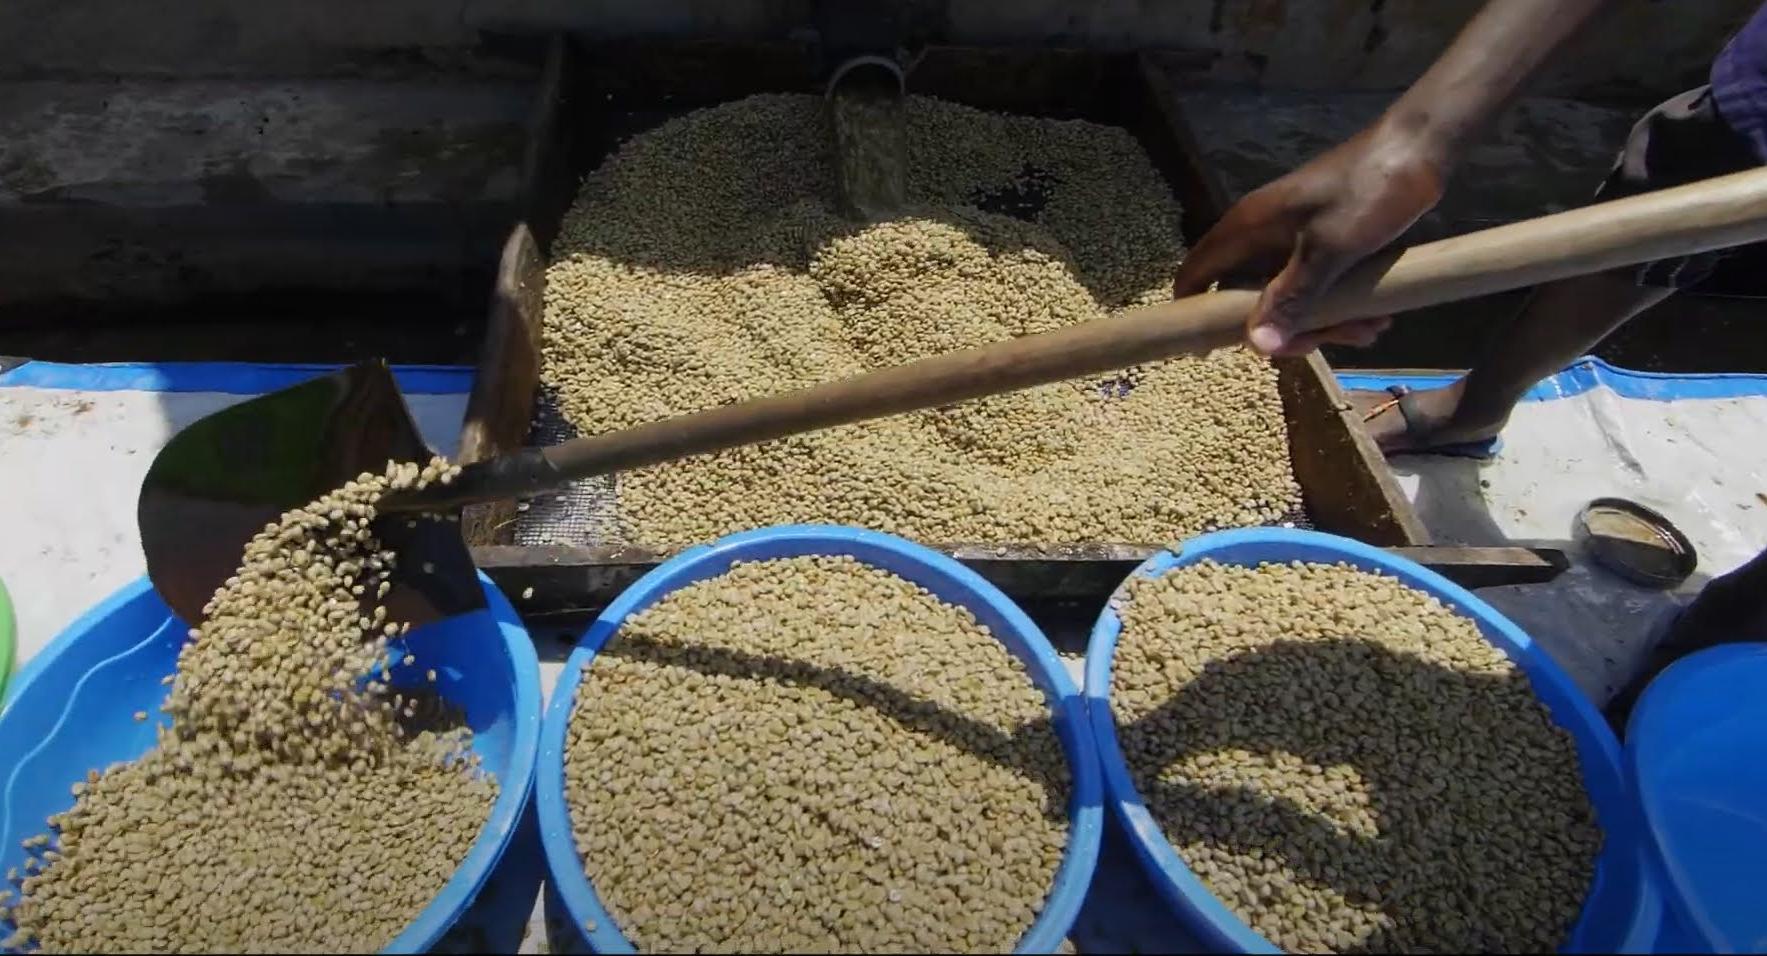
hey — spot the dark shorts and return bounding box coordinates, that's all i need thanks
[1600,86,1767,292]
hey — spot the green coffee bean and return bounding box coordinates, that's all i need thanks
[564,556,1070,953]
[1111,560,1601,953]
[9,461,500,953]
[542,94,1300,550]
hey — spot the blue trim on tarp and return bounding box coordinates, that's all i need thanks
[5,356,1765,403]
[1335,355,1767,403]
[0,361,475,396]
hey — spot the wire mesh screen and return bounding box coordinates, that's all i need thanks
[509,388,623,547]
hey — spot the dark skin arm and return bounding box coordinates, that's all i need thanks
[1174,0,1614,356]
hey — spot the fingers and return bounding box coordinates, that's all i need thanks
[1173,183,1395,358]
[1334,315,1393,346]
[1172,189,1296,299]
[1263,317,1393,358]
[1245,229,1356,356]
[1171,227,1247,299]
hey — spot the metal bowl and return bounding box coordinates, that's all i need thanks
[1576,498,1698,589]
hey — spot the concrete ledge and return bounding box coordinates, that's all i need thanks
[0,78,532,316]
[1174,89,1638,241]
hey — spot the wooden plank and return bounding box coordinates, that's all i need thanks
[519,33,577,252]
[472,543,1145,611]
[474,544,661,614]
[455,36,569,546]
[458,224,544,546]
[1124,51,1429,547]
[475,541,1567,613]
[1127,53,1238,243]
[455,38,565,546]
[1390,546,1569,588]
[1278,351,1431,545]
[1349,367,1473,378]
[460,38,1560,604]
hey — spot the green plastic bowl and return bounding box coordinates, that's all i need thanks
[0,575,13,702]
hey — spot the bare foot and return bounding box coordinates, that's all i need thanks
[1346,379,1508,453]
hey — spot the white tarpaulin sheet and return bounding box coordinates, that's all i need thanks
[0,361,472,669]
[1338,358,1767,704]
[4,355,1766,953]
[5,356,1766,702]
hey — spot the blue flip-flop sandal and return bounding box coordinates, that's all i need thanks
[1378,384,1503,460]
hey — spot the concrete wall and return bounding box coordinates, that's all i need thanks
[0,78,529,317]
[944,0,1750,96]
[2,0,1755,97]
[0,0,1754,327]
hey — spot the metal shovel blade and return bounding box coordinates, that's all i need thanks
[137,360,484,627]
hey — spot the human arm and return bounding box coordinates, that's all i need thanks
[1172,0,1615,356]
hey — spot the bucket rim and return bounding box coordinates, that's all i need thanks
[0,572,541,954]
[1624,641,1767,953]
[1082,526,1656,953]
[535,522,1104,954]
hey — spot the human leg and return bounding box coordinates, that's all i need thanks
[1353,274,1671,451]
[1351,86,1760,453]
[1605,546,1767,731]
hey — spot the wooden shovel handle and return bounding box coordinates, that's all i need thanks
[407,167,1767,510]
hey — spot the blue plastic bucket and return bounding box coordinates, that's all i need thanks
[0,572,542,953]
[1626,642,1767,953]
[536,524,1103,954]
[1084,528,1661,954]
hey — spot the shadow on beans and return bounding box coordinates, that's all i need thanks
[1117,638,1596,953]
[600,632,1072,819]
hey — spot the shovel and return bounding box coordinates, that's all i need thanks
[140,167,1767,625]
[138,361,487,628]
